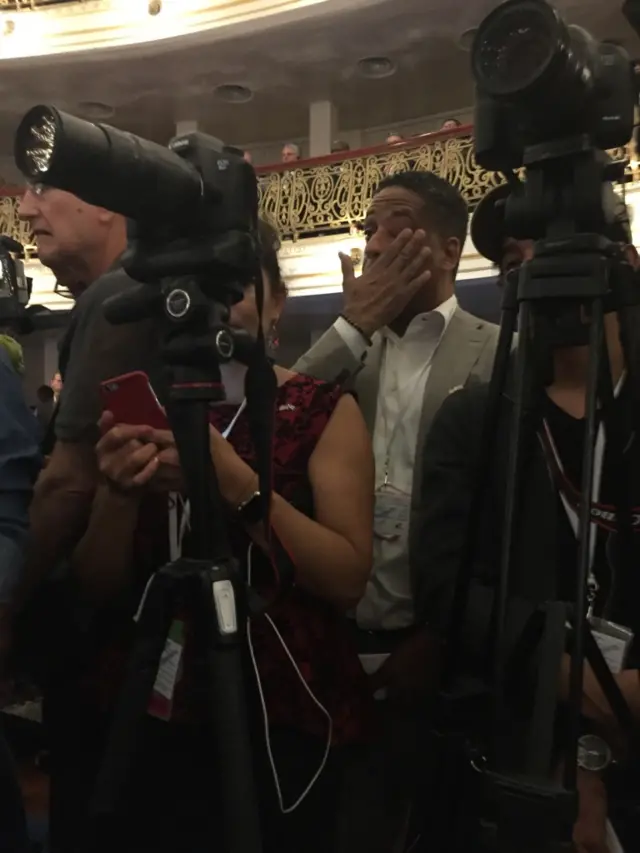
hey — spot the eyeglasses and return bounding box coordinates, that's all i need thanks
[24,181,49,197]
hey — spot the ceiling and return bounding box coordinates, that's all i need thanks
[0,0,638,181]
[1,0,70,8]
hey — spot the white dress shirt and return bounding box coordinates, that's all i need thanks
[335,295,458,629]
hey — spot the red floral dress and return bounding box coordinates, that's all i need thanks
[82,374,374,745]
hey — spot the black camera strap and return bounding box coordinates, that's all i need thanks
[244,261,296,601]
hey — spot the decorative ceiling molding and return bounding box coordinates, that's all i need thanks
[0,1,78,10]
[0,0,339,61]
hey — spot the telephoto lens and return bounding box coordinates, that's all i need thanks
[15,105,204,224]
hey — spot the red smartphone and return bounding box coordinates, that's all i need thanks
[100,371,168,430]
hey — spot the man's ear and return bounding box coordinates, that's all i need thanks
[623,243,639,270]
[442,235,462,273]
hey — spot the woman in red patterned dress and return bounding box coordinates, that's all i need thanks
[63,222,375,853]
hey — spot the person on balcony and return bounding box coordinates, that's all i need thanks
[294,170,500,852]
[281,142,301,164]
[386,133,404,144]
[440,118,462,131]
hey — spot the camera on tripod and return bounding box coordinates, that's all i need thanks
[14,104,260,368]
[473,0,635,173]
[470,0,637,271]
[0,236,31,328]
[14,107,274,853]
[422,4,640,853]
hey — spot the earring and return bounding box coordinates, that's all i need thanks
[268,321,279,350]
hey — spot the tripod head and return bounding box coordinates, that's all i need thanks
[501,143,638,367]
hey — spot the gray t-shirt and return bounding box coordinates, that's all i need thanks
[56,268,163,444]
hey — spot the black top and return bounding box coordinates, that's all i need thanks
[415,379,640,661]
[55,268,162,444]
[541,387,640,633]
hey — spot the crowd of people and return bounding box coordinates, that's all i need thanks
[0,143,636,853]
[243,116,463,166]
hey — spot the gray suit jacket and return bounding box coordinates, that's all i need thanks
[293,306,500,611]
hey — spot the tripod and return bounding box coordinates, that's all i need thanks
[421,146,640,853]
[88,273,276,853]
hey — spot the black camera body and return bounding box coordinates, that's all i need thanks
[0,236,32,328]
[473,0,636,173]
[120,131,258,310]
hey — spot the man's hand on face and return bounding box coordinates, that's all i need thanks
[339,228,432,338]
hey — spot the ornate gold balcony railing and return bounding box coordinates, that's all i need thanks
[257,130,494,237]
[0,194,34,252]
[1,128,637,251]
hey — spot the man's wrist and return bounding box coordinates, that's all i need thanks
[341,313,375,343]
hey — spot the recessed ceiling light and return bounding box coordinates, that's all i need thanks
[458,27,478,51]
[77,101,115,120]
[215,84,253,104]
[356,56,396,80]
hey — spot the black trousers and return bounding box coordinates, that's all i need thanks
[46,695,345,853]
[0,716,29,853]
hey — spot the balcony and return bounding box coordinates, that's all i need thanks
[4,127,638,249]
[1,128,639,311]
[256,126,488,238]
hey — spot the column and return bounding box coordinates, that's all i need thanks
[175,119,199,136]
[308,101,337,158]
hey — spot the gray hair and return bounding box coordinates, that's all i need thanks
[282,142,300,156]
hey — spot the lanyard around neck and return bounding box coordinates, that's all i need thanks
[378,320,445,485]
[540,375,625,610]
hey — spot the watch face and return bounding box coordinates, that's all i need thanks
[577,735,612,772]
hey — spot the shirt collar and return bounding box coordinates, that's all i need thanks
[382,294,458,343]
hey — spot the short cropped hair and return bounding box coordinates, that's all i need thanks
[376,170,468,251]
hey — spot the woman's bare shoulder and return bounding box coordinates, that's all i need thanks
[273,364,298,386]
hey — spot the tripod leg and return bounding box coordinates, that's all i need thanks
[490,298,538,757]
[90,572,176,820]
[195,572,263,853]
[443,280,518,682]
[564,301,604,789]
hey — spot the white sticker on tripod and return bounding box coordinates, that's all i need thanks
[153,638,182,701]
[148,619,185,721]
